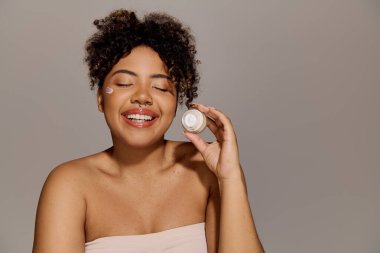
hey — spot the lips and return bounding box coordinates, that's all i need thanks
[121,108,159,128]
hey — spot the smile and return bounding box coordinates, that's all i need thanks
[127,114,154,121]
[121,108,159,128]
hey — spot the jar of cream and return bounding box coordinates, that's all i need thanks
[181,108,207,133]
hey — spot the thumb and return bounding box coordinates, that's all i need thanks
[182,131,208,154]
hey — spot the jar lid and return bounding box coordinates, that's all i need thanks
[182,109,207,133]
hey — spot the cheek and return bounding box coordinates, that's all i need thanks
[157,96,177,115]
[167,96,178,112]
[105,86,114,94]
[103,91,127,113]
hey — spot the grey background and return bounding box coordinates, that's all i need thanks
[0,0,379,252]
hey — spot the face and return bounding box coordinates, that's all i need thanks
[97,45,177,148]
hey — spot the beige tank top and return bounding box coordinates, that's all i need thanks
[85,222,208,253]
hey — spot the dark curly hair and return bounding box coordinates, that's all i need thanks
[84,9,200,108]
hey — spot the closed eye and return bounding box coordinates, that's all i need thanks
[117,83,133,87]
[154,87,169,92]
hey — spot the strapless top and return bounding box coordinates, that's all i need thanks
[85,222,208,253]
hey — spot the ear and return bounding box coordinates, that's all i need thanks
[97,88,104,113]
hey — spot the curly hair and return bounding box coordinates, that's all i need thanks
[83,9,200,108]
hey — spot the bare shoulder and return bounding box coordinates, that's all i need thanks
[166,139,205,162]
[166,140,219,191]
[49,155,94,183]
[33,156,96,253]
[41,156,95,198]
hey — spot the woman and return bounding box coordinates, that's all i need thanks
[32,9,265,253]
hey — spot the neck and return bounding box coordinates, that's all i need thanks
[105,138,170,177]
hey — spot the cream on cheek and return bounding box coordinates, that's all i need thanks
[105,86,114,94]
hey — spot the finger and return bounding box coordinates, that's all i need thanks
[206,117,224,141]
[192,103,223,123]
[192,103,234,137]
[206,117,219,135]
[208,115,224,129]
[182,131,208,154]
[190,103,223,130]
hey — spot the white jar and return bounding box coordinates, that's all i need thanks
[181,109,207,133]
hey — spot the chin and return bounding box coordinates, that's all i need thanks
[128,139,161,149]
[108,120,170,149]
[120,132,165,149]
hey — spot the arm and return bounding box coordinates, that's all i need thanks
[32,164,86,253]
[218,171,264,252]
[183,103,265,253]
[205,175,221,253]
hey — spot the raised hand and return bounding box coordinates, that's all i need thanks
[182,103,243,180]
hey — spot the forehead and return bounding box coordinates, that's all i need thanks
[112,46,168,74]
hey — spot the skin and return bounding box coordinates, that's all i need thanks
[32,45,264,253]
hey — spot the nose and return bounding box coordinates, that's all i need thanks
[130,84,153,106]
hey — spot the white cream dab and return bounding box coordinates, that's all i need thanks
[105,86,114,94]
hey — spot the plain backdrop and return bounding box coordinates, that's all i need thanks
[0,0,379,252]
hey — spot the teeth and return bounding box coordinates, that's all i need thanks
[126,114,153,121]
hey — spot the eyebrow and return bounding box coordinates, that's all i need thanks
[111,69,171,80]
